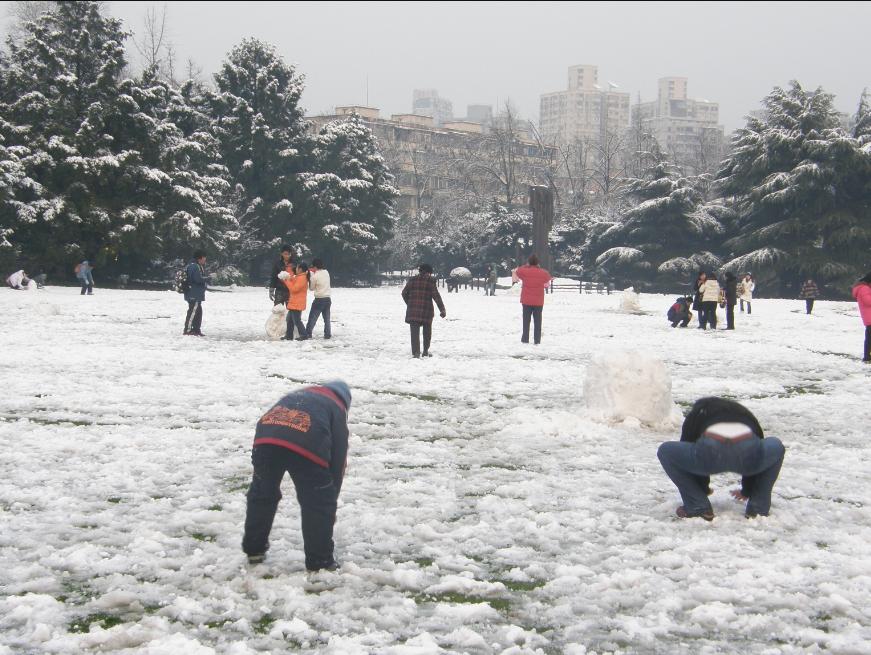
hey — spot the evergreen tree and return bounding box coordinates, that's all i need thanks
[471,201,532,272]
[298,114,398,279]
[588,160,723,288]
[718,81,871,292]
[854,89,871,141]
[209,38,309,276]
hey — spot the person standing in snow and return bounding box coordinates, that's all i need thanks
[692,272,706,328]
[799,278,820,314]
[269,245,294,306]
[401,263,446,358]
[699,272,721,330]
[851,271,871,363]
[512,254,552,344]
[724,272,738,330]
[657,397,785,520]
[242,381,351,571]
[183,251,209,336]
[5,269,30,289]
[739,273,754,314]
[486,265,498,296]
[280,263,310,341]
[75,260,95,295]
[305,258,331,339]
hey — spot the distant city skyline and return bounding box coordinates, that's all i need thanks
[1,1,868,132]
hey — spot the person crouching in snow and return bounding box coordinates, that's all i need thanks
[851,271,871,363]
[657,397,785,520]
[667,296,691,328]
[280,263,311,341]
[242,381,351,571]
[6,269,30,290]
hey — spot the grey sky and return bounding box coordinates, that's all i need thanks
[2,1,869,131]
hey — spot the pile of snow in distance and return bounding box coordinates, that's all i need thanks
[1,285,870,654]
[619,287,642,313]
[583,350,679,427]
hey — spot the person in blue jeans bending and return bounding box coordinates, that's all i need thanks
[658,397,785,520]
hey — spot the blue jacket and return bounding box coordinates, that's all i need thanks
[184,261,208,302]
[253,385,350,489]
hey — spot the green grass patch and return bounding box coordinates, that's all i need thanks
[414,557,434,568]
[413,592,510,612]
[499,579,546,592]
[107,497,122,504]
[69,612,124,633]
[206,618,232,629]
[207,504,223,511]
[191,532,216,543]
[254,614,276,634]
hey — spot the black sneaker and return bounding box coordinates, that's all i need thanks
[676,506,714,521]
[306,560,339,573]
[296,335,311,341]
[247,553,266,565]
[422,351,432,357]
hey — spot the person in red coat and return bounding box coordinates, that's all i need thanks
[851,271,871,363]
[512,254,552,344]
[401,263,447,358]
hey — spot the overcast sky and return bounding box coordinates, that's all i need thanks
[2,1,869,131]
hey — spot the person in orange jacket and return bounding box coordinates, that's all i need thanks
[279,263,311,341]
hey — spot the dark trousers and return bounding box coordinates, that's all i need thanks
[671,317,690,328]
[285,310,307,339]
[726,303,735,329]
[701,301,718,329]
[521,304,543,343]
[242,445,340,571]
[184,301,202,334]
[305,297,332,338]
[658,436,785,517]
[409,321,432,356]
[864,325,871,361]
[740,299,752,314]
[805,298,815,314]
[80,280,93,295]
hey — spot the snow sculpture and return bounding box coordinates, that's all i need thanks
[266,304,287,340]
[583,350,679,427]
[619,287,642,313]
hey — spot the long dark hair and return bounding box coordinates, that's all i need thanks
[859,271,871,284]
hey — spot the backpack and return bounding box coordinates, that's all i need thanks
[173,267,189,294]
[74,263,82,275]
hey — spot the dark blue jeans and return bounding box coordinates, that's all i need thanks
[522,304,543,344]
[242,445,340,570]
[285,310,307,339]
[658,436,785,516]
[306,297,332,338]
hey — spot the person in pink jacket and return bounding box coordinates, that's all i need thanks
[512,254,552,344]
[851,271,871,363]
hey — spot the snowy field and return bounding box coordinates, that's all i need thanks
[1,284,870,655]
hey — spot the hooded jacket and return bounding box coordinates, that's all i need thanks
[852,282,871,326]
[252,383,351,488]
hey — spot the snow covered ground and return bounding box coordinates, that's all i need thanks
[1,284,869,655]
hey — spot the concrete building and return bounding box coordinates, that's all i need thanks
[309,106,556,216]
[634,77,725,174]
[412,89,453,127]
[539,64,631,144]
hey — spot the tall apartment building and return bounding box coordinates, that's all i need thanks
[412,89,453,127]
[539,64,631,144]
[634,77,725,173]
[308,106,555,215]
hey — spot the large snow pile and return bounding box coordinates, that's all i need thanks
[449,267,472,279]
[265,304,287,340]
[583,350,679,427]
[619,287,642,313]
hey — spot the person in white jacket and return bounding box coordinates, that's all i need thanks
[6,269,30,289]
[700,275,722,330]
[739,273,754,314]
[305,258,332,339]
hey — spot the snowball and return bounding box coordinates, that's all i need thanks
[583,350,679,426]
[619,287,642,313]
[26,280,38,292]
[277,271,291,280]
